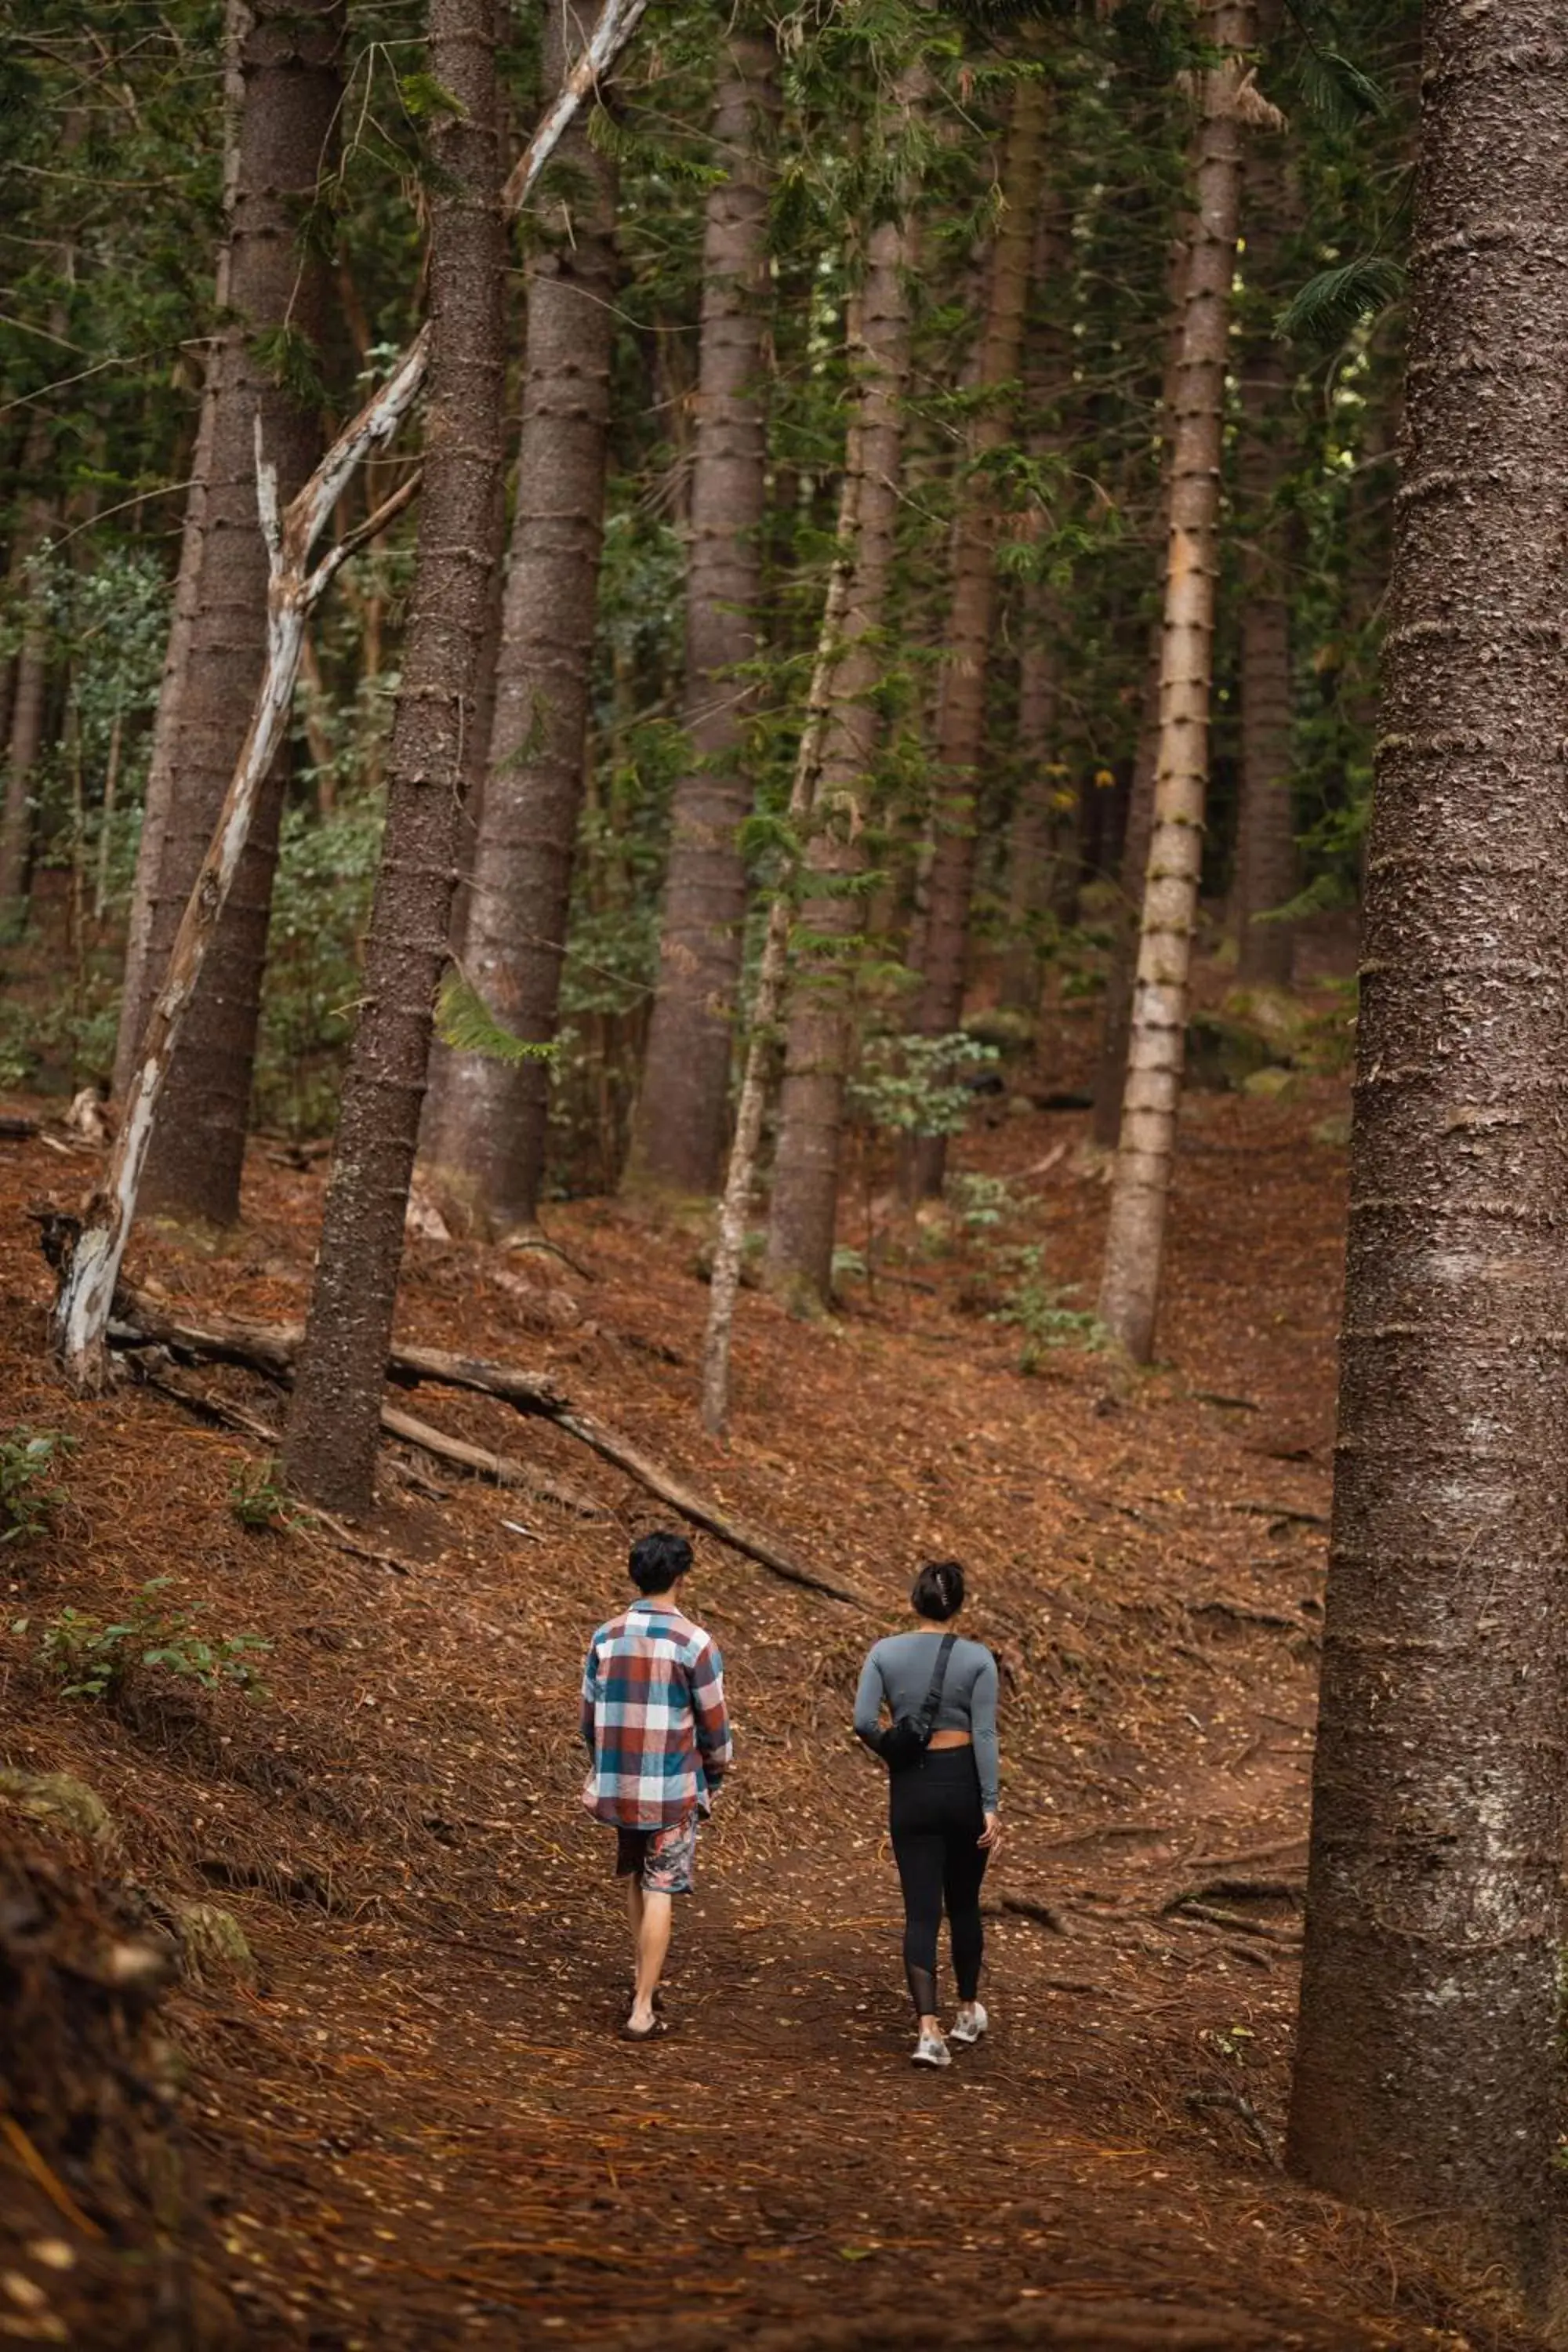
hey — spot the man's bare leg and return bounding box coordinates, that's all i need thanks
[628,1886,673,2033]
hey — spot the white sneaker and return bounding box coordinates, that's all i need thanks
[911,2029,951,2068]
[950,2002,989,2047]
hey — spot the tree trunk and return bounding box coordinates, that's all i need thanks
[1090,623,1160,1148]
[906,69,1051,1198]
[1096,0,1258,1359]
[114,0,247,1097]
[281,0,506,1516]
[0,569,49,924]
[1231,106,1295,986]
[1287,3,1568,2301]
[127,0,344,1227]
[762,71,925,1306]
[628,28,779,1196]
[702,468,859,1428]
[422,0,618,1231]
[997,201,1070,1018]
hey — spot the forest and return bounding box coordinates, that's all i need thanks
[2,0,1565,2344]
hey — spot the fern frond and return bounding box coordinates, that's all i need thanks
[434,970,555,1065]
[1278,254,1403,345]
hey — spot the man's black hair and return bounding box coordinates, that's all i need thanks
[630,1529,693,1594]
[911,1558,965,1621]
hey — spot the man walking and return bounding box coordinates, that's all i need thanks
[580,1530,733,2038]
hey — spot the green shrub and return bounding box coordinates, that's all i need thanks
[989,1246,1105,1372]
[20,1577,270,1702]
[0,1427,77,1544]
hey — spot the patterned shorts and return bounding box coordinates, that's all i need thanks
[615,1811,699,1896]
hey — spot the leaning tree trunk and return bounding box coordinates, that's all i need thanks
[281,0,506,1515]
[628,27,779,1196]
[906,69,1051,1199]
[421,0,618,1232]
[1287,2,1568,2303]
[1096,0,1261,1359]
[1230,89,1296,986]
[119,0,343,1226]
[762,69,926,1307]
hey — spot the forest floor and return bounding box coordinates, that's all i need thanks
[0,981,1548,2350]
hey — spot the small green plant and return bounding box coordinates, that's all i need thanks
[228,1457,299,1533]
[989,1246,1106,1372]
[847,1031,1000,1143]
[20,1577,270,1701]
[0,1427,77,1544]
[946,1170,1017,1234]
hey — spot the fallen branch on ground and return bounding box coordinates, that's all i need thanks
[0,1114,38,1140]
[1224,1501,1329,1529]
[1185,2089,1280,2168]
[111,1290,868,1607]
[1163,1896,1302,1945]
[996,1893,1067,1933]
[136,1368,414,1573]
[1188,1597,1308,1632]
[379,1403,604,1519]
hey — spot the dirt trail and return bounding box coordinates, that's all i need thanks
[0,1075,1542,2349]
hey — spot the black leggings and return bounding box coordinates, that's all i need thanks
[888,1747,988,2019]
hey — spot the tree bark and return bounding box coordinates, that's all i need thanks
[1097,0,1258,1359]
[281,0,506,1515]
[1090,622,1160,1148]
[114,0,248,1096]
[0,551,49,923]
[126,0,344,1227]
[1287,2,1568,2296]
[422,0,619,1231]
[703,457,861,1425]
[1232,104,1295,986]
[997,201,1070,1018]
[628,28,779,1196]
[762,71,926,1305]
[906,69,1051,1198]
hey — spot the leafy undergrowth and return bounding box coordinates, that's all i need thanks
[0,1047,1545,2349]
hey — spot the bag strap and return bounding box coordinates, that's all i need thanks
[916,1632,956,1733]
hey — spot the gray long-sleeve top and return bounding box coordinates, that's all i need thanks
[853,1632,1000,1811]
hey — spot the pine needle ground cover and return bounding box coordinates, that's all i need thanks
[0,1017,1541,2350]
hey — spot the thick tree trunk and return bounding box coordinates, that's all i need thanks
[906,71,1051,1198]
[1287,2,1568,2297]
[114,0,247,1096]
[422,0,618,1231]
[629,29,779,1196]
[281,0,506,1516]
[1097,0,1258,1359]
[1232,111,1295,985]
[127,0,344,1226]
[762,84,924,1306]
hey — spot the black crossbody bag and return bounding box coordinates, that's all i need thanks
[876,1632,956,1772]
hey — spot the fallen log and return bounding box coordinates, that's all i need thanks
[111,1292,869,1609]
[378,1403,604,1520]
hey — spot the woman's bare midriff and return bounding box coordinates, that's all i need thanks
[928,1730,973,1751]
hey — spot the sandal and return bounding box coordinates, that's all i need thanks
[619,2013,669,2042]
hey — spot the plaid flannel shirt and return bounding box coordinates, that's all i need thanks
[579,1602,732,1829]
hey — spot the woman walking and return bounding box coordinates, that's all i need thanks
[854,1559,1001,2067]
